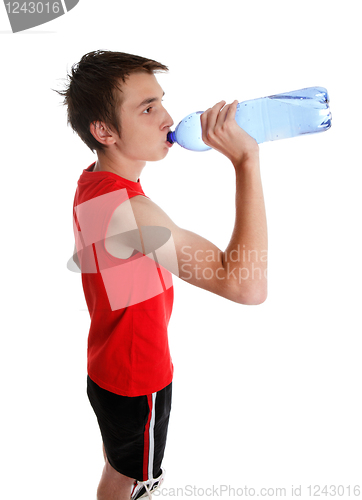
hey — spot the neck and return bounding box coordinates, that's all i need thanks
[93,150,145,183]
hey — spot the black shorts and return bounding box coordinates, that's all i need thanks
[87,376,172,482]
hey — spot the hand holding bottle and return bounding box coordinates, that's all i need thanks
[200,100,259,167]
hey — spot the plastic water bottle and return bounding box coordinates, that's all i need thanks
[167,87,332,151]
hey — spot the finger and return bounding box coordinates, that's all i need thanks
[215,102,233,128]
[209,100,227,128]
[208,100,226,119]
[200,108,211,133]
[212,100,226,110]
[225,100,238,121]
[200,100,225,136]
[201,100,225,120]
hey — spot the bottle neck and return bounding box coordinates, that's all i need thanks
[167,131,176,144]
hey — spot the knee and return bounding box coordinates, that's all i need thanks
[97,461,135,499]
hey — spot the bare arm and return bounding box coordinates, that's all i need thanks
[200,100,268,304]
[106,100,267,305]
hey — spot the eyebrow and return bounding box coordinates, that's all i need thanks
[138,91,165,108]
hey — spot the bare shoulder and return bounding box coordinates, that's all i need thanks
[128,194,177,230]
[107,194,172,226]
[105,194,179,259]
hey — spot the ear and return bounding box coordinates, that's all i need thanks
[89,121,117,147]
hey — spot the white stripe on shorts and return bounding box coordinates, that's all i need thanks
[148,392,157,480]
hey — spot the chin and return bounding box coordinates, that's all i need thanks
[148,149,169,162]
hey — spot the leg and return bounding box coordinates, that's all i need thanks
[97,455,135,500]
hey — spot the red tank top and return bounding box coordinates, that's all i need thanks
[73,163,174,396]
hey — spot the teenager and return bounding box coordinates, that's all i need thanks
[59,50,267,500]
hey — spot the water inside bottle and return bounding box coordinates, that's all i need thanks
[235,88,331,143]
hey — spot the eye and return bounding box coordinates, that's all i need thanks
[143,107,152,114]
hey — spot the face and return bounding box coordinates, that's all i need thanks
[113,72,174,163]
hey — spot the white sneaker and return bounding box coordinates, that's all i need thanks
[131,468,165,500]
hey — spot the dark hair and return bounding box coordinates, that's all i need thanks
[56,50,168,152]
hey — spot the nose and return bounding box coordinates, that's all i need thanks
[162,105,174,130]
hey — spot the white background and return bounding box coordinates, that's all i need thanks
[1,1,361,498]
